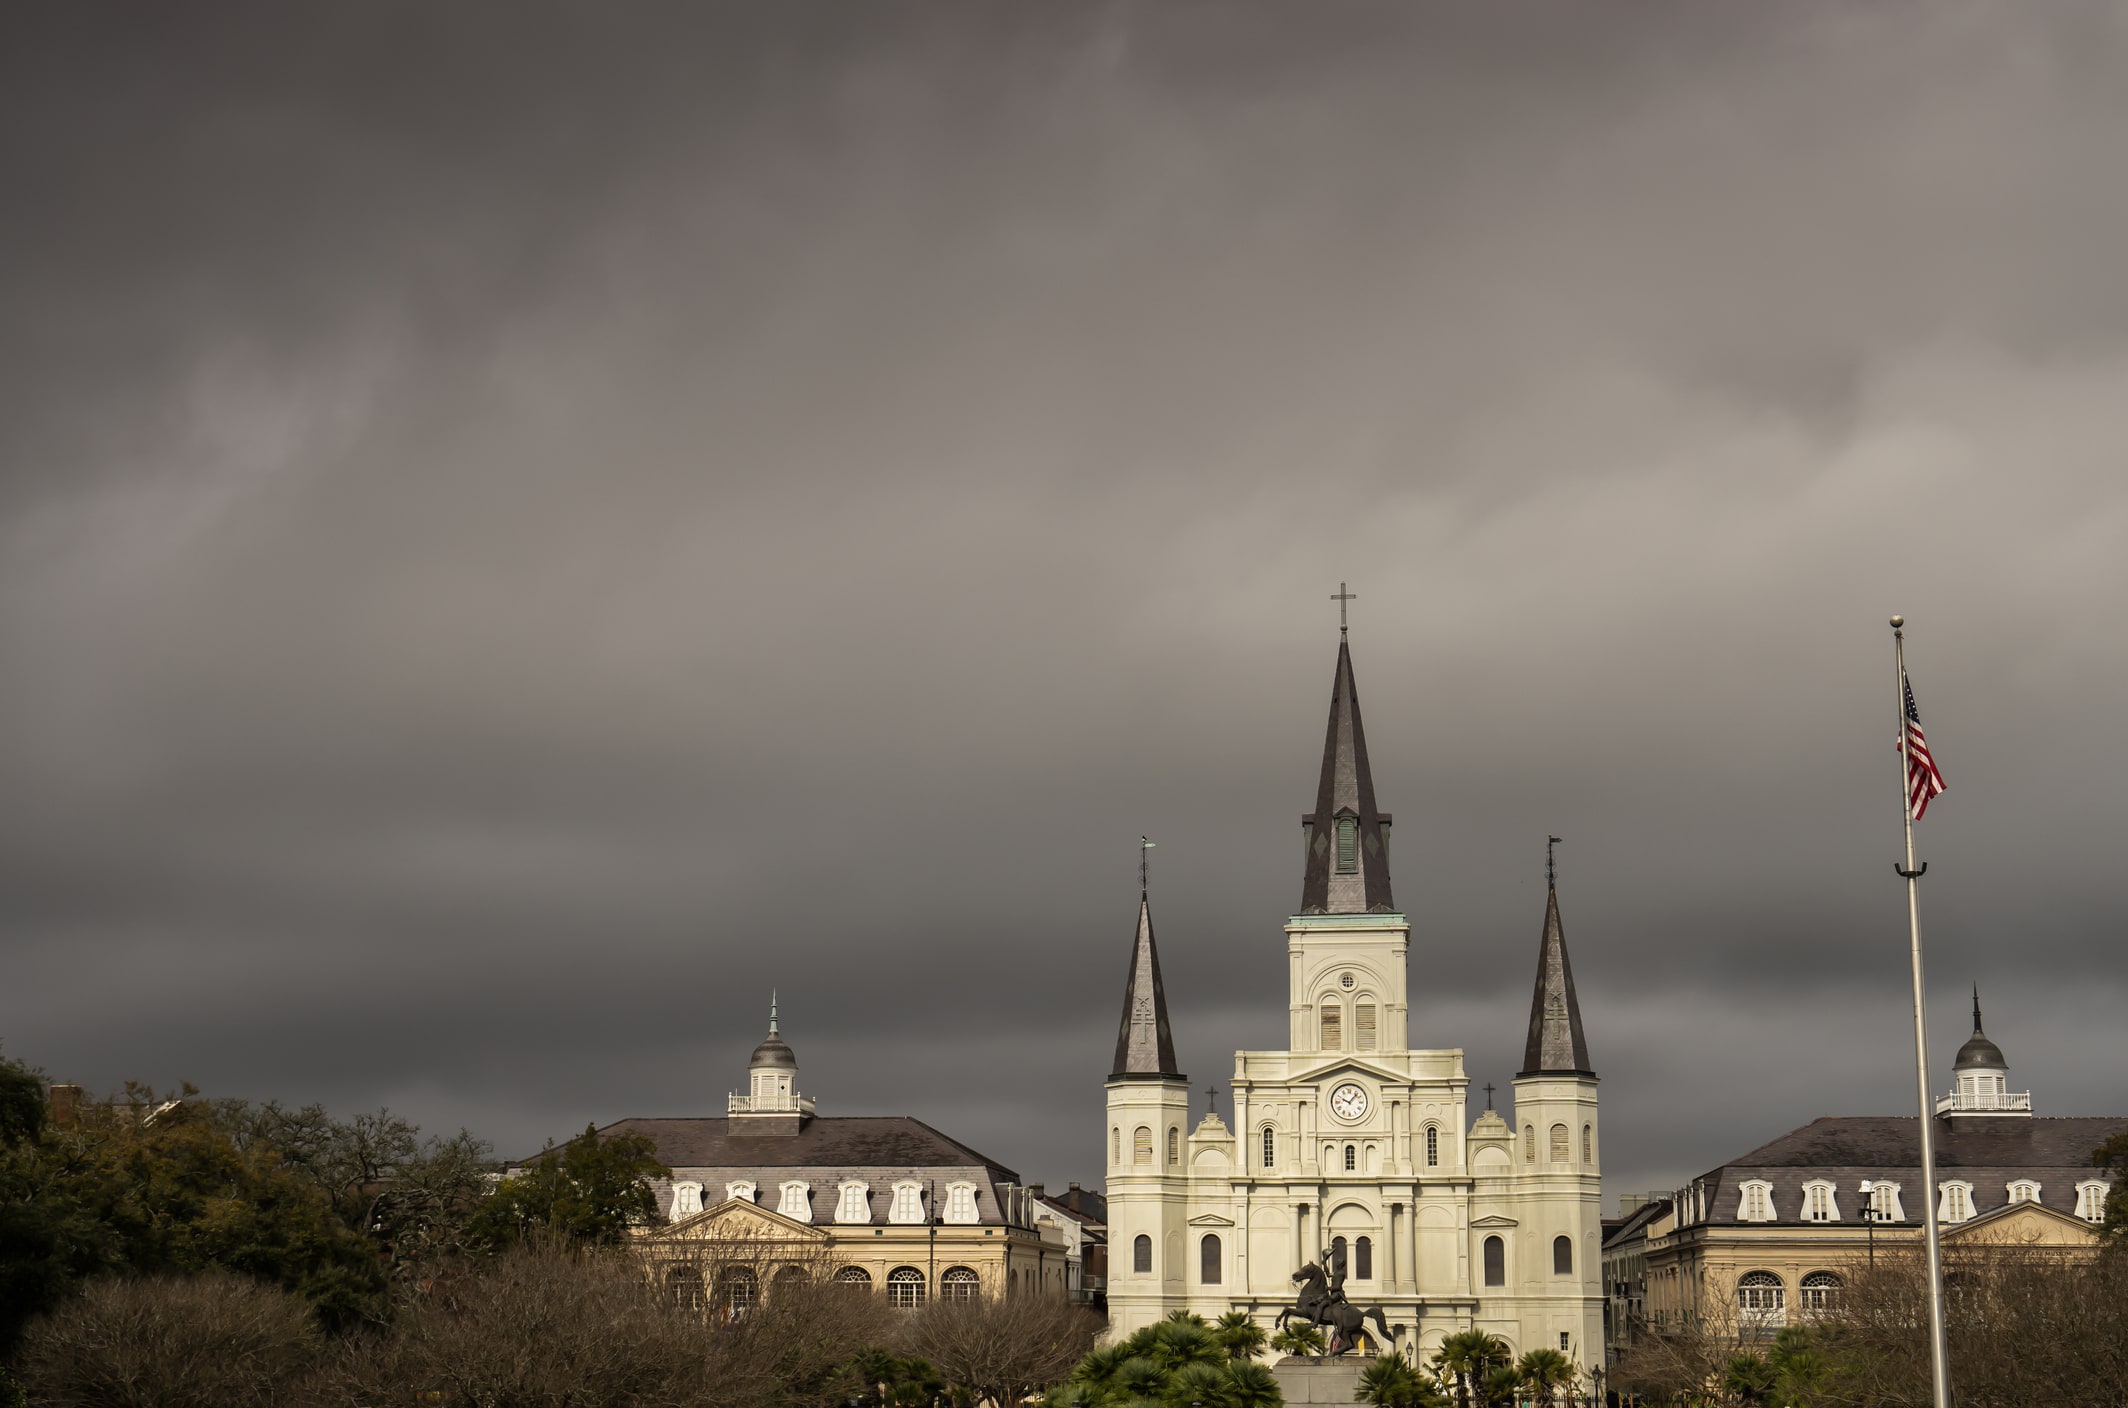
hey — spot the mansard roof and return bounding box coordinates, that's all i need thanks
[1300,636,1396,914]
[1683,1114,2125,1227]
[1518,883,1593,1077]
[509,1115,1019,1183]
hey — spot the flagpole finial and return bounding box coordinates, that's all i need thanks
[1890,614,1905,629]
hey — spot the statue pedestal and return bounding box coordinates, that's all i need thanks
[1269,1357,1365,1406]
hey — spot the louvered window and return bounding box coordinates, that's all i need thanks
[1355,1003,1377,1051]
[1523,1125,1535,1163]
[1321,1003,1343,1051]
[1167,1127,1180,1166]
[1550,1124,1569,1163]
[1335,816,1359,873]
[1133,1126,1152,1165]
[1583,1124,1593,1164]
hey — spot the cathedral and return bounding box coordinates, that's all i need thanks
[1104,632,1604,1369]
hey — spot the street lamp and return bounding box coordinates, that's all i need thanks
[1860,1181,1877,1268]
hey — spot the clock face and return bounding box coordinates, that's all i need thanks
[1329,1082,1370,1123]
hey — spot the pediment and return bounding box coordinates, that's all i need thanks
[1289,1056,1412,1086]
[1945,1201,2098,1247]
[645,1196,830,1244]
[1188,1213,1237,1228]
[1470,1214,1519,1228]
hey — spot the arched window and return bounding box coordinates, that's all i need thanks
[2076,1181,2109,1222]
[1200,1234,1222,1284]
[1939,1181,1973,1223]
[1355,1236,1372,1279]
[944,1182,978,1225]
[1355,1002,1378,1051]
[1582,1124,1593,1164]
[1737,1271,1785,1324]
[774,1265,809,1292]
[888,1182,925,1224]
[1550,1124,1569,1163]
[1332,1235,1347,1270]
[835,1182,870,1224]
[725,1180,757,1204]
[1321,1001,1343,1051]
[1262,1126,1276,1169]
[1168,1127,1180,1166]
[1133,1126,1152,1165]
[886,1267,926,1309]
[1523,1125,1535,1163]
[1553,1234,1573,1275]
[1802,1180,1840,1223]
[1483,1235,1505,1287]
[1738,1179,1775,1223]
[1133,1234,1152,1275]
[940,1266,979,1301]
[778,1181,812,1222]
[1335,814,1359,873]
[1799,1271,1841,1314]
[2007,1180,2041,1206]
[834,1265,871,1291]
[1425,1125,1440,1167]
[1344,1144,1357,1171]
[669,1182,703,1219]
[667,1264,704,1311]
[718,1266,757,1314]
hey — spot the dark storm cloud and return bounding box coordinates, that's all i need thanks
[3,2,2126,1200]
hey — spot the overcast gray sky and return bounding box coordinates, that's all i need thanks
[4,2,2125,1203]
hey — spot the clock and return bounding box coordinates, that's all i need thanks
[1329,1082,1370,1123]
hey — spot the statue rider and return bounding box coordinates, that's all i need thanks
[1320,1242,1348,1307]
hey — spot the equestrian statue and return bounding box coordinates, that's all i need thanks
[1276,1241,1399,1357]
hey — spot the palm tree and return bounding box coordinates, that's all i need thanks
[1479,1365,1520,1408]
[1215,1311,1269,1362]
[1432,1330,1507,1408]
[1514,1348,1574,1406]
[1224,1361,1282,1408]
[1722,1351,1775,1406]
[1359,1350,1454,1408]
[1270,1321,1326,1358]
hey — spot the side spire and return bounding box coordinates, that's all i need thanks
[1299,632,1395,914]
[1111,848,1184,1081]
[1519,866,1593,1077]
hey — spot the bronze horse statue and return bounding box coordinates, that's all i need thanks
[1277,1261,1398,1357]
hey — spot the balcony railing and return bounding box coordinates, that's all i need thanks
[726,1093,816,1115]
[1936,1089,2030,1115]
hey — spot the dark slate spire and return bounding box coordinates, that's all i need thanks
[1519,882,1593,1077]
[1299,636,1396,915]
[1111,890,1184,1080]
[1953,984,2006,1072]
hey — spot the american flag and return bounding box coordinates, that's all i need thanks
[1900,670,1947,821]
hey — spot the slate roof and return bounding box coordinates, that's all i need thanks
[1519,883,1593,1077]
[1689,1115,2123,1226]
[1042,1183,1109,1226]
[1111,893,1183,1079]
[505,1115,1030,1226]
[1602,1197,1673,1252]
[1299,635,1396,915]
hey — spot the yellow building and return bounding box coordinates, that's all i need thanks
[521,1001,1068,1311]
[1638,998,2119,1338]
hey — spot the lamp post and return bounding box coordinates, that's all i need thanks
[1864,1181,1878,1267]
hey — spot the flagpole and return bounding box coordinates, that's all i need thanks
[1891,614,1952,1408]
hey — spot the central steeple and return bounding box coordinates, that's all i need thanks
[1300,634,1396,914]
[1519,880,1593,1077]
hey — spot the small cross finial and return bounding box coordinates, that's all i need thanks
[1206,1083,1220,1115]
[769,989,779,1035]
[1483,1082,1496,1111]
[1140,835,1155,898]
[1331,582,1357,636]
[1547,835,1562,888]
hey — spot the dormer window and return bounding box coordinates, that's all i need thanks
[1801,1180,1840,1223]
[2006,1180,2041,1206]
[944,1182,979,1225]
[889,1181,926,1224]
[1865,1182,1904,1221]
[725,1180,757,1204]
[1938,1181,1973,1224]
[1335,814,1359,874]
[670,1182,703,1219]
[778,1181,811,1222]
[1737,1179,1775,1223]
[835,1181,871,1224]
[2075,1181,2108,1222]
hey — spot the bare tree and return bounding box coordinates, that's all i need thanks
[14,1271,327,1408]
[899,1291,1104,1408]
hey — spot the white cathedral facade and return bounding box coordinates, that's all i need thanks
[1104,633,1604,1370]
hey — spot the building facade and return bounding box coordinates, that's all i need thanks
[1103,633,1605,1370]
[1638,997,2121,1338]
[513,1005,1070,1310]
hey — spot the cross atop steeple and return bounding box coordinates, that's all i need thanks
[1331,582,1357,636]
[1483,1082,1496,1111]
[1547,835,1562,888]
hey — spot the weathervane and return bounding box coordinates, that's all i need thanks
[1141,835,1155,898]
[1331,582,1357,636]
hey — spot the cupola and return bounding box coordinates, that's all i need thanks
[1937,987,2029,1119]
[729,992,815,1130]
